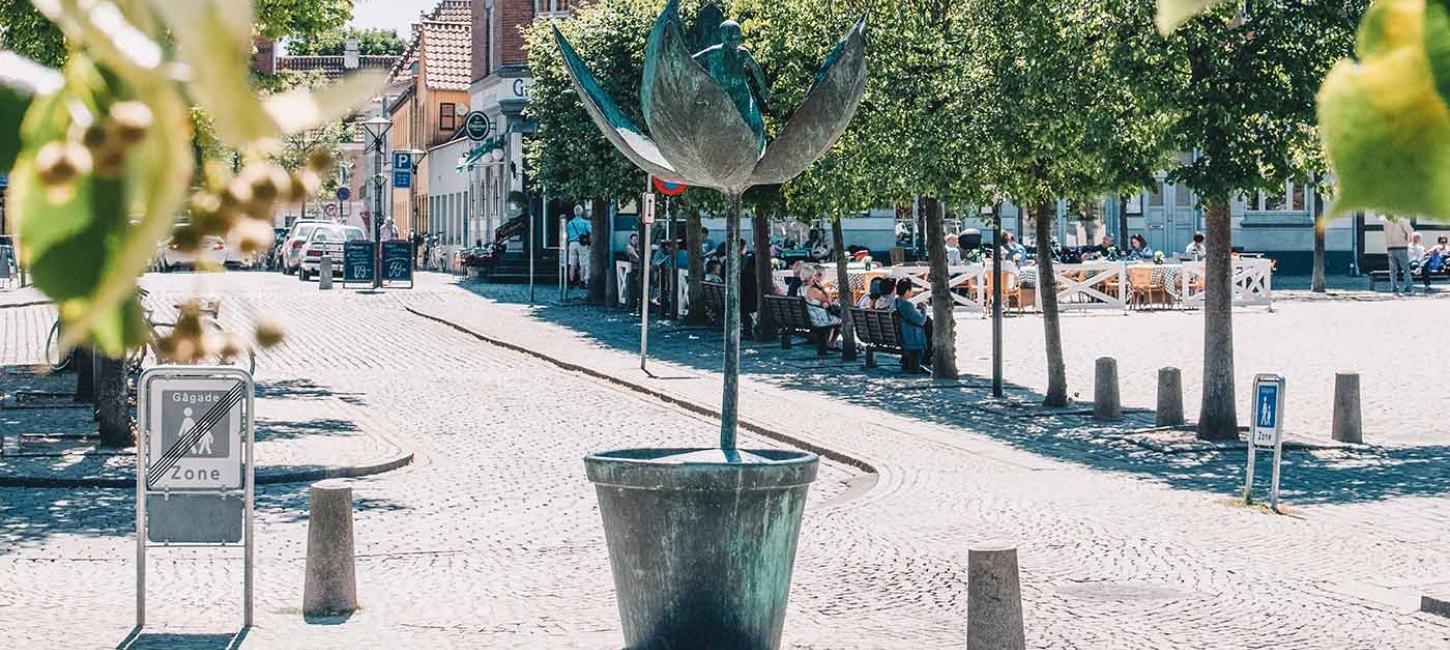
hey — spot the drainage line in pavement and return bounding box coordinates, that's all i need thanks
[405,306,878,476]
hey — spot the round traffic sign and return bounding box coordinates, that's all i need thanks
[652,177,686,196]
[335,186,350,201]
[464,111,491,141]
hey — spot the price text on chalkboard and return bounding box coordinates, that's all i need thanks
[343,241,375,283]
[381,241,414,284]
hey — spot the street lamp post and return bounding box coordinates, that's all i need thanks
[361,116,393,289]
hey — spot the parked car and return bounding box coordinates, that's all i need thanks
[157,227,226,271]
[279,220,325,275]
[298,225,368,281]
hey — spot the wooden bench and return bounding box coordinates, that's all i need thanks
[762,294,829,355]
[849,307,903,368]
[1362,253,1450,290]
[702,281,726,326]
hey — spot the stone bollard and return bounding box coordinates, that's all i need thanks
[968,542,1026,650]
[1156,367,1185,427]
[303,480,357,617]
[1093,357,1121,421]
[319,256,334,290]
[1331,372,1363,444]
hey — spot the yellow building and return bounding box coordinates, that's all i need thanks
[387,0,473,235]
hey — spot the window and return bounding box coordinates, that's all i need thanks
[1148,180,1165,207]
[1252,181,1309,213]
[1174,185,1193,207]
[440,103,457,131]
[535,0,569,17]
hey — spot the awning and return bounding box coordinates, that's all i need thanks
[456,137,501,172]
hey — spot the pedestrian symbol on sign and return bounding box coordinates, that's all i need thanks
[1257,384,1276,429]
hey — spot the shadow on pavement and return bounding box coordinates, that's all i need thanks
[116,627,248,650]
[464,281,1450,506]
[255,379,366,406]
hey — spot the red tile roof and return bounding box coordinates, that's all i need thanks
[390,0,472,91]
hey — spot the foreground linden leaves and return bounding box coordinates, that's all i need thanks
[0,52,65,172]
[264,71,389,135]
[1319,0,1450,220]
[147,0,270,147]
[1156,0,1232,34]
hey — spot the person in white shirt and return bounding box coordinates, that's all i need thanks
[1382,215,1415,296]
[1184,232,1206,261]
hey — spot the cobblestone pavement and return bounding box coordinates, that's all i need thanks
[3,270,1449,649]
[1,271,853,649]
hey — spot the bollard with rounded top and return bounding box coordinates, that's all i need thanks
[968,542,1025,650]
[1093,357,1121,421]
[319,256,334,290]
[1156,367,1184,427]
[1331,372,1363,444]
[303,479,356,617]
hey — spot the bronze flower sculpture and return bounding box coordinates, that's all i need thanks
[554,1,866,448]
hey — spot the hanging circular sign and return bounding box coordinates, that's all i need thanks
[464,111,491,141]
[652,177,686,196]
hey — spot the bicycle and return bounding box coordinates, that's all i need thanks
[125,290,256,389]
[43,317,73,372]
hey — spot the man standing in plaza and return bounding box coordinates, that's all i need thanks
[567,205,592,289]
[1383,214,1415,296]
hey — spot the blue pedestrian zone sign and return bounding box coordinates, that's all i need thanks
[392,170,412,189]
[1251,375,1284,448]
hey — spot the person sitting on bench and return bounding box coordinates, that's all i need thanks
[895,278,931,374]
[857,277,896,310]
[802,265,842,350]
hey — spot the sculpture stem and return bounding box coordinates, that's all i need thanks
[720,192,743,450]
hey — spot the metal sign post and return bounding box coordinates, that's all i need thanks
[640,191,656,371]
[136,366,255,629]
[1245,373,1286,511]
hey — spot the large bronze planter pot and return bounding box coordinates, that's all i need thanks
[585,448,819,650]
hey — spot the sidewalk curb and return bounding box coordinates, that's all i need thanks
[0,300,51,310]
[405,305,878,476]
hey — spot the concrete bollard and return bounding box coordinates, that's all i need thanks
[319,256,334,290]
[1093,357,1121,421]
[968,542,1026,650]
[1156,367,1185,427]
[1331,372,1363,444]
[303,480,357,617]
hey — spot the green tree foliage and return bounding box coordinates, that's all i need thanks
[286,26,406,56]
[253,0,353,41]
[1159,1,1362,439]
[0,0,66,67]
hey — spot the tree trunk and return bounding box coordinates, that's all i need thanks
[1035,199,1069,407]
[720,193,743,449]
[752,206,777,341]
[588,198,610,304]
[685,207,708,325]
[1198,198,1238,440]
[923,198,958,379]
[95,354,132,448]
[830,218,858,361]
[1311,197,1327,293]
[1118,195,1130,246]
[73,346,95,403]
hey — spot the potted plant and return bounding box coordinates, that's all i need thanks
[556,2,866,646]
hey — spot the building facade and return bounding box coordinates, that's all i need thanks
[389,0,474,235]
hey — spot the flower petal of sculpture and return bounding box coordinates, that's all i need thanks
[641,0,762,192]
[750,15,868,186]
[551,24,689,185]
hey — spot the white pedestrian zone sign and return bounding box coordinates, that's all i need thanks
[146,377,244,490]
[136,366,255,628]
[1245,373,1287,511]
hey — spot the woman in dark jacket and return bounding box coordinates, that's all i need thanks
[894,278,930,374]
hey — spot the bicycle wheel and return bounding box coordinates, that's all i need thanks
[45,319,71,372]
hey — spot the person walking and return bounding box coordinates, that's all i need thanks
[380,218,400,241]
[566,205,592,289]
[1383,215,1415,296]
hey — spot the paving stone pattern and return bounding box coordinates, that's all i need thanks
[2,271,1448,648]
